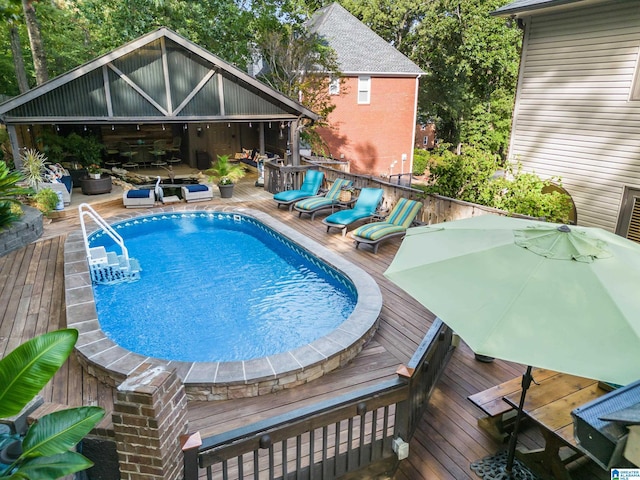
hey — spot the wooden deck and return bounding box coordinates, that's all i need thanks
[0,174,609,479]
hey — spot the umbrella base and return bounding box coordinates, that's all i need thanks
[471,451,539,480]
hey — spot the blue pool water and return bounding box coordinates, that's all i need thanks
[89,212,357,362]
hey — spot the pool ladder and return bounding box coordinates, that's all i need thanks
[78,203,141,285]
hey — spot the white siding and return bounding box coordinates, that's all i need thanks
[508,0,640,231]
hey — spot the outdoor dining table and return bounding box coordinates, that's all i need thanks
[500,371,608,480]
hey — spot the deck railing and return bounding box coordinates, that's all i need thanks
[184,319,454,480]
[265,158,517,226]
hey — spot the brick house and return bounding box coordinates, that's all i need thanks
[307,3,423,178]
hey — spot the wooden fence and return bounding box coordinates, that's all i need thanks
[184,319,454,480]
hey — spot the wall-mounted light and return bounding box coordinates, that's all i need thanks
[162,124,165,131]
[111,125,115,131]
[228,123,231,128]
[249,122,252,128]
[206,124,210,129]
[136,124,140,131]
[278,121,285,140]
[84,125,87,131]
[56,125,60,132]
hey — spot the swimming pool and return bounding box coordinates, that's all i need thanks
[64,206,382,400]
[89,212,357,362]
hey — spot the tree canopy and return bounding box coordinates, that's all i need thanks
[0,0,523,159]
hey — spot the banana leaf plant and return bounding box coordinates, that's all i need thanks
[0,329,105,479]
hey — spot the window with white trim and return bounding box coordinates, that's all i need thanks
[329,77,340,95]
[357,76,371,104]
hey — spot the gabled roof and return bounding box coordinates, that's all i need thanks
[492,0,597,17]
[307,3,423,77]
[0,27,318,124]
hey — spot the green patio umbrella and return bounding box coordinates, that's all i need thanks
[384,214,640,478]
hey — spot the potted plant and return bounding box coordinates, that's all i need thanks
[86,163,102,179]
[205,154,246,198]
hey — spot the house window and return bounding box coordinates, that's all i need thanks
[423,136,428,146]
[329,77,340,95]
[357,76,370,104]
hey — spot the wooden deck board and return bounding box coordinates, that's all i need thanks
[0,176,610,479]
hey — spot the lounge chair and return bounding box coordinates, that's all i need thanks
[351,198,422,253]
[322,187,384,236]
[273,170,324,210]
[181,184,213,202]
[123,177,160,208]
[294,178,353,220]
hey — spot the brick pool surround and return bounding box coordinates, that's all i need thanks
[64,205,382,400]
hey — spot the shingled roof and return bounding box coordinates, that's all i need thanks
[307,3,423,76]
[492,0,588,17]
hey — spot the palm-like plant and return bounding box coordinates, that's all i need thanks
[205,154,246,185]
[0,161,32,229]
[19,149,48,190]
[0,329,105,479]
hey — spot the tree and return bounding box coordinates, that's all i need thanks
[21,0,48,84]
[255,24,340,154]
[413,0,521,157]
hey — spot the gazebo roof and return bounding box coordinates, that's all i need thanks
[0,27,318,125]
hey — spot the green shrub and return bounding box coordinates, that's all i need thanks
[32,188,59,214]
[422,145,573,223]
[424,144,500,205]
[412,148,430,176]
[490,165,573,223]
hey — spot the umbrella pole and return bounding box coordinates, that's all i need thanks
[505,365,533,475]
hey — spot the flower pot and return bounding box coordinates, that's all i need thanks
[218,183,234,198]
[89,173,101,179]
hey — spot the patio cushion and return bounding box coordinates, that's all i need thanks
[186,184,209,192]
[126,189,152,198]
[353,223,406,241]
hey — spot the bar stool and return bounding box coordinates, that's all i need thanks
[118,142,138,170]
[150,140,167,167]
[105,144,120,168]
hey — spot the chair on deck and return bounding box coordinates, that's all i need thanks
[293,178,353,220]
[322,188,384,236]
[273,170,324,211]
[351,198,422,253]
[181,184,213,202]
[123,177,159,208]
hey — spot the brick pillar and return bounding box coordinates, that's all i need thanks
[112,364,188,480]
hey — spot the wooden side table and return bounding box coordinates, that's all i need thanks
[80,175,112,195]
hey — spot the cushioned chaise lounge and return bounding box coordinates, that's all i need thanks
[123,177,158,208]
[351,198,422,254]
[293,178,353,220]
[273,170,324,211]
[123,189,154,208]
[322,187,384,236]
[181,184,213,203]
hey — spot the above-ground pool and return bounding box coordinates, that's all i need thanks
[64,206,382,400]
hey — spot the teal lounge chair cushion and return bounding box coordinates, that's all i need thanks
[273,170,324,202]
[324,188,383,226]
